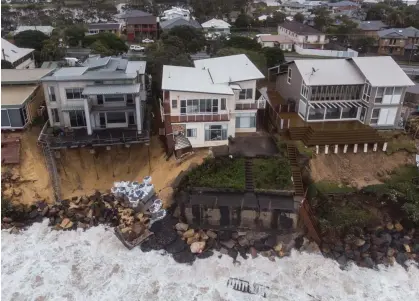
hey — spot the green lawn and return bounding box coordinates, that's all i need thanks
[253,157,293,190]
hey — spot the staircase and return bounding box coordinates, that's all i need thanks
[41,142,61,201]
[286,144,304,196]
[245,158,254,192]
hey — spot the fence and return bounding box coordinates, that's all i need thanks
[298,197,322,245]
[294,45,358,58]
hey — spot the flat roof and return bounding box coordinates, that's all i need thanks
[162,65,234,95]
[1,68,54,84]
[1,85,38,106]
[194,54,265,84]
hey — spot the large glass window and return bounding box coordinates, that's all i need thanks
[308,107,325,120]
[105,94,125,102]
[48,86,56,102]
[204,124,227,141]
[184,99,219,114]
[394,87,402,95]
[186,128,197,137]
[107,112,126,123]
[375,87,385,103]
[69,111,86,127]
[221,98,226,110]
[180,100,186,114]
[52,108,60,123]
[362,82,371,102]
[370,108,380,124]
[341,107,358,119]
[1,110,10,127]
[65,88,84,100]
[236,113,256,128]
[239,89,253,100]
[325,107,340,119]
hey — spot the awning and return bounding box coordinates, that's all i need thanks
[82,84,141,95]
[311,101,365,109]
[61,106,85,112]
[229,84,242,90]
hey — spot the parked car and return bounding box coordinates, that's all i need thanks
[142,38,154,44]
[130,45,145,52]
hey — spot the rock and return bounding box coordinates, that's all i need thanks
[197,251,213,259]
[199,230,209,240]
[238,237,249,247]
[253,240,271,252]
[2,223,12,230]
[394,223,403,232]
[372,251,384,261]
[250,247,258,258]
[381,233,392,245]
[274,243,283,254]
[413,244,419,253]
[360,243,371,253]
[236,246,248,259]
[387,256,396,265]
[221,240,236,249]
[387,247,396,257]
[305,242,321,254]
[345,250,355,260]
[294,235,304,249]
[187,236,199,245]
[333,243,344,253]
[337,255,347,266]
[396,252,408,265]
[238,231,247,237]
[206,230,217,239]
[264,235,277,248]
[260,251,270,258]
[77,222,88,229]
[233,260,241,266]
[175,223,189,232]
[132,223,145,236]
[220,247,229,255]
[386,223,394,231]
[190,241,206,254]
[10,227,20,235]
[183,229,195,239]
[321,244,330,253]
[3,217,12,223]
[60,218,73,229]
[165,237,187,254]
[173,250,196,264]
[354,238,366,247]
[354,250,361,261]
[41,207,49,217]
[404,244,411,253]
[231,232,239,240]
[364,257,375,269]
[228,248,238,261]
[268,256,276,262]
[371,235,385,246]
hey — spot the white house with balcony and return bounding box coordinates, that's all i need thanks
[278,20,327,49]
[201,19,231,36]
[39,56,150,148]
[161,7,191,21]
[275,56,414,128]
[161,54,266,148]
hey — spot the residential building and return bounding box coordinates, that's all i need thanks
[377,27,419,56]
[119,10,157,42]
[161,7,191,21]
[1,38,35,69]
[279,2,310,17]
[357,20,388,37]
[201,19,231,35]
[275,56,414,128]
[160,18,202,31]
[257,35,293,51]
[327,1,360,13]
[278,21,327,49]
[160,54,266,149]
[14,25,54,36]
[39,56,150,148]
[87,23,122,36]
[1,68,54,129]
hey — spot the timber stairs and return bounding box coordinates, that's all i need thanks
[286,144,304,196]
[245,158,254,191]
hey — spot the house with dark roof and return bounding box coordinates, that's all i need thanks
[377,26,419,56]
[160,18,202,31]
[328,1,360,13]
[119,10,157,42]
[278,21,327,49]
[357,20,388,37]
[87,23,122,36]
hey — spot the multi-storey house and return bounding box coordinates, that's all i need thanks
[278,21,328,49]
[120,10,158,42]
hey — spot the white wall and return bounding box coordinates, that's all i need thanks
[16,58,35,69]
[294,45,358,58]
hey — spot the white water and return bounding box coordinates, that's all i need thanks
[2,221,419,301]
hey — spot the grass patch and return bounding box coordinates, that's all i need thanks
[184,157,245,189]
[295,140,314,158]
[253,157,293,190]
[314,181,356,194]
[379,130,416,155]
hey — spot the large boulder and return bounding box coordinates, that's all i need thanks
[190,241,206,254]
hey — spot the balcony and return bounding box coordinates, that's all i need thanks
[169,114,230,123]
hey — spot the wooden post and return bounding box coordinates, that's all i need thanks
[325,145,329,154]
[316,145,319,154]
[354,144,358,153]
[334,144,338,154]
[373,143,378,152]
[382,142,388,152]
[364,143,368,153]
[343,144,348,153]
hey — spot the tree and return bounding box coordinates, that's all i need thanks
[41,38,65,61]
[14,30,49,51]
[84,32,128,54]
[64,24,87,47]
[216,47,267,74]
[90,41,113,56]
[265,11,286,27]
[234,14,253,29]
[313,7,333,32]
[263,47,285,68]
[294,12,305,23]
[1,60,13,69]
[161,26,206,53]
[224,36,261,51]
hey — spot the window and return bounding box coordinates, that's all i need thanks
[301,82,309,99]
[65,88,84,100]
[69,111,86,127]
[180,100,186,114]
[362,82,371,102]
[204,124,227,141]
[370,108,380,124]
[1,110,10,127]
[375,87,385,103]
[308,107,325,120]
[221,98,226,110]
[385,87,393,95]
[287,67,292,84]
[172,99,177,108]
[20,106,28,125]
[48,86,56,102]
[236,113,256,128]
[239,89,253,100]
[128,112,136,125]
[325,107,340,119]
[51,108,60,123]
[105,94,125,102]
[127,94,134,104]
[107,112,126,123]
[183,99,219,114]
[186,128,197,137]
[341,107,358,119]
[394,87,402,95]
[97,95,104,104]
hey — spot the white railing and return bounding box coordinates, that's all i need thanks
[294,45,358,58]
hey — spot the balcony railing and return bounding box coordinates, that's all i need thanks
[235,102,258,110]
[169,114,230,123]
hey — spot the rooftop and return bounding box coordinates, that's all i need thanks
[160,17,201,30]
[328,1,359,7]
[293,59,364,86]
[259,35,293,43]
[358,20,388,31]
[351,56,414,87]
[119,10,153,18]
[14,25,54,36]
[1,68,54,84]
[201,18,231,29]
[88,23,122,30]
[194,54,265,84]
[1,85,38,106]
[377,26,419,38]
[279,20,323,35]
[162,65,234,95]
[1,38,34,64]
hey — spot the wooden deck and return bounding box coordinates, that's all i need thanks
[1,137,21,164]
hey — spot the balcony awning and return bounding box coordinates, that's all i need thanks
[82,84,141,95]
[311,101,365,109]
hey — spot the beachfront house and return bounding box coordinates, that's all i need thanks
[160,54,266,149]
[1,38,35,69]
[87,23,123,36]
[277,21,328,49]
[119,10,158,42]
[39,56,150,148]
